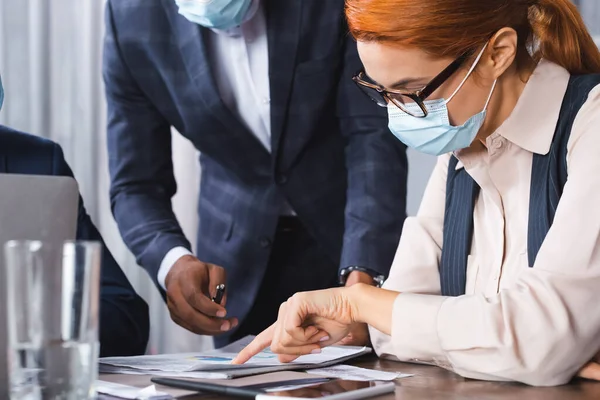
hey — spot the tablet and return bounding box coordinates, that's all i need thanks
[257,380,395,400]
[151,377,396,400]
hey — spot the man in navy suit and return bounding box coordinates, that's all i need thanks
[0,125,150,357]
[104,0,408,346]
[0,76,149,356]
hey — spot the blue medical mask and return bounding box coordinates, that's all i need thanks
[387,45,496,156]
[0,74,4,111]
[175,0,253,30]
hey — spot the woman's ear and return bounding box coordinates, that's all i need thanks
[481,27,519,81]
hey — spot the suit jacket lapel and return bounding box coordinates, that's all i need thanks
[266,0,302,164]
[164,1,269,158]
[164,3,221,112]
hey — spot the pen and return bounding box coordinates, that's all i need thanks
[212,283,226,304]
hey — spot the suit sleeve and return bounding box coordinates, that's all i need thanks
[103,0,191,289]
[336,34,408,277]
[51,143,150,357]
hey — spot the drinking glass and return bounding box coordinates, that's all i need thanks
[4,240,101,400]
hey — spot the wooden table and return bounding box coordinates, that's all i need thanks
[100,356,600,400]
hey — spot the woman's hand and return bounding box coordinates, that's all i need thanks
[578,351,600,380]
[337,323,371,346]
[337,271,377,347]
[232,287,359,364]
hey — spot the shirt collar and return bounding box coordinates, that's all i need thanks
[495,59,570,155]
[454,60,570,170]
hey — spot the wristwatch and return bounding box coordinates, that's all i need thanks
[339,266,385,288]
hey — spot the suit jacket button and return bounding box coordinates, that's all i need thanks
[260,237,272,248]
[276,174,288,185]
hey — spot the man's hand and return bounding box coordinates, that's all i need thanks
[338,271,374,346]
[165,255,238,335]
[578,351,600,381]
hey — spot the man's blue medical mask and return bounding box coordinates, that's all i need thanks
[387,45,496,156]
[175,0,253,30]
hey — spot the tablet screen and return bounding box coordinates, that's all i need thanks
[263,380,387,398]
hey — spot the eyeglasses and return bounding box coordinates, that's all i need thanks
[352,51,473,118]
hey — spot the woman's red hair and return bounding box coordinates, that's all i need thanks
[346,0,600,75]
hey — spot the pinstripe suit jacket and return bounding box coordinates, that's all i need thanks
[104,0,408,325]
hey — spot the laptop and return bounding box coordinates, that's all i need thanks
[0,174,79,397]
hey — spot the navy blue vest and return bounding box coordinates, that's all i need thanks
[440,74,600,297]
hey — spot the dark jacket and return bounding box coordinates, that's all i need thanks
[104,0,408,330]
[0,125,150,357]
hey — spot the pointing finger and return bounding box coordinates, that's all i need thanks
[231,325,275,364]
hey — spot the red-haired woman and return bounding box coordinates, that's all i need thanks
[233,0,600,386]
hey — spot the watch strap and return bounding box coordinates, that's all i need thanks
[339,266,385,287]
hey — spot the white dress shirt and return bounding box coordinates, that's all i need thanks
[158,0,273,289]
[369,60,600,386]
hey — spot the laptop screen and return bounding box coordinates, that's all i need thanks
[0,174,79,395]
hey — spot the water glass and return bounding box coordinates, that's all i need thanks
[4,240,101,400]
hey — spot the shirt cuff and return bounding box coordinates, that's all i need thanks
[157,247,193,290]
[390,293,447,361]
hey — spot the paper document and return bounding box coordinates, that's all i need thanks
[308,365,413,381]
[100,336,371,379]
[188,336,369,368]
[96,381,172,400]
